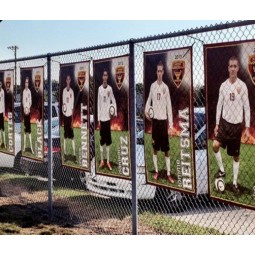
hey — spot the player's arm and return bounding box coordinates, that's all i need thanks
[144,86,152,120]
[166,87,173,130]
[110,87,117,116]
[29,90,32,108]
[214,85,223,136]
[97,88,101,122]
[243,85,250,140]
[71,90,74,115]
[3,90,5,114]
[22,90,25,108]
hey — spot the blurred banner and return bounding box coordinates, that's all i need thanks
[20,67,44,161]
[0,70,14,155]
[94,55,131,179]
[144,47,196,194]
[205,40,255,210]
[59,62,90,171]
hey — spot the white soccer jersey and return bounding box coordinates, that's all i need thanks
[216,78,250,127]
[145,81,173,128]
[98,84,117,122]
[62,87,74,117]
[0,89,5,114]
[22,88,32,112]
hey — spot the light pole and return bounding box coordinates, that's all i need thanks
[7,45,19,100]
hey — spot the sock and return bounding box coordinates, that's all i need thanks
[100,145,104,161]
[29,134,34,153]
[106,146,110,163]
[72,140,75,156]
[233,160,240,186]
[0,130,2,144]
[3,131,6,148]
[24,134,26,150]
[64,139,66,154]
[165,156,171,176]
[214,151,224,172]
[153,154,158,172]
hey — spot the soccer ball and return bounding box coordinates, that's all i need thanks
[148,106,154,119]
[109,104,116,116]
[62,103,67,113]
[215,178,225,193]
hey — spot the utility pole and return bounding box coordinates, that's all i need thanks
[7,45,19,101]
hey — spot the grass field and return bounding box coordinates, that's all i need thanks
[208,140,255,208]
[144,133,195,191]
[95,130,131,178]
[0,121,14,154]
[60,126,89,170]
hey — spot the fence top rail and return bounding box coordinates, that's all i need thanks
[0,20,254,64]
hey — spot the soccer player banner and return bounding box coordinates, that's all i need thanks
[59,62,90,171]
[20,67,44,161]
[94,55,131,179]
[0,70,14,155]
[205,40,255,210]
[144,47,196,193]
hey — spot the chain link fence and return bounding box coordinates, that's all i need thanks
[0,20,255,235]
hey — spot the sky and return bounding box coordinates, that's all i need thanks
[0,20,226,61]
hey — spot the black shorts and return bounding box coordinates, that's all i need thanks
[216,118,242,156]
[100,120,112,146]
[152,119,169,152]
[63,115,74,139]
[24,114,31,134]
[0,113,4,131]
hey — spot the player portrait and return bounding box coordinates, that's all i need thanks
[0,70,14,155]
[94,55,131,179]
[59,62,90,171]
[21,67,44,160]
[144,48,196,193]
[205,40,255,210]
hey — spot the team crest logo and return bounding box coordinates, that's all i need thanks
[172,60,185,88]
[115,66,125,90]
[34,74,41,93]
[5,77,11,93]
[77,71,86,91]
[248,54,255,85]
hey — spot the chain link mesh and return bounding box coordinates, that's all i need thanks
[0,21,255,234]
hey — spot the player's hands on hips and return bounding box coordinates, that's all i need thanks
[244,128,250,142]
[214,125,219,137]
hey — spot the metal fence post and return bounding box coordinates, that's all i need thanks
[47,54,53,220]
[129,39,138,235]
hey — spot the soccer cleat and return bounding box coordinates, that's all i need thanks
[107,162,112,171]
[99,160,105,168]
[167,175,175,184]
[153,172,158,180]
[232,184,240,194]
[214,169,225,178]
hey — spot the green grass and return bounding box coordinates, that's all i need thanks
[0,223,21,234]
[144,133,195,191]
[60,126,89,169]
[95,130,131,178]
[208,140,255,208]
[139,212,222,235]
[21,122,43,159]
[0,120,14,154]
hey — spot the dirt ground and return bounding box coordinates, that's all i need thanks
[0,171,156,235]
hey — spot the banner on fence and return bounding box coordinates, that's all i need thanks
[20,67,44,160]
[143,47,196,193]
[59,62,90,171]
[205,40,255,210]
[94,55,131,179]
[0,70,14,155]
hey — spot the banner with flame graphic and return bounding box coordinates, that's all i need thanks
[93,55,131,179]
[0,70,14,155]
[143,48,196,194]
[59,62,90,171]
[205,40,255,210]
[20,67,44,161]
